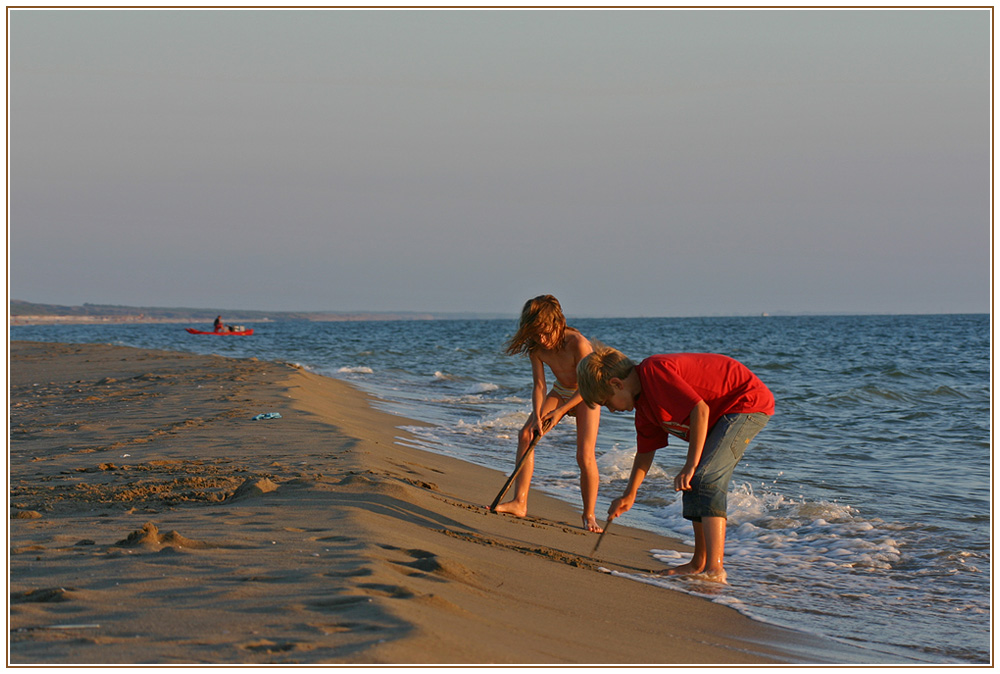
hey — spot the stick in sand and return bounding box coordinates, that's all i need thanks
[489,419,551,512]
[591,516,615,555]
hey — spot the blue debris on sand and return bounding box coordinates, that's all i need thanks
[252,412,282,421]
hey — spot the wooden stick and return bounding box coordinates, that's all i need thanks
[489,419,551,512]
[590,516,615,555]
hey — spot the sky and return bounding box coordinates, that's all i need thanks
[7,8,992,317]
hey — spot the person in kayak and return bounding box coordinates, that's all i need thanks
[214,316,224,332]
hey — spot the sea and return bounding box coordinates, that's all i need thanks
[10,313,991,664]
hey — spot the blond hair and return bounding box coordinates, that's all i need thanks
[505,295,568,356]
[577,344,636,406]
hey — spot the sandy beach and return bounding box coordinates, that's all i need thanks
[9,340,841,665]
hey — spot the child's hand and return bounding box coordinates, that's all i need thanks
[608,495,633,519]
[532,414,555,438]
[540,409,563,432]
[527,412,544,438]
[674,464,696,491]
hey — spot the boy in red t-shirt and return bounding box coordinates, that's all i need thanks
[578,345,774,584]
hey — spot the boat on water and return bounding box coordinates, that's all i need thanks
[186,327,254,336]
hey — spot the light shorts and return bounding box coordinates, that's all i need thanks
[550,380,579,417]
[683,412,770,522]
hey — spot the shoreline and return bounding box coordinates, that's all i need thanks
[9,316,268,326]
[9,340,870,664]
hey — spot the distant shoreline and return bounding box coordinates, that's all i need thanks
[9,314,512,326]
[10,315,255,326]
[8,300,984,325]
[8,300,513,325]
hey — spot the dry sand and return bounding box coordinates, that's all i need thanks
[9,340,840,665]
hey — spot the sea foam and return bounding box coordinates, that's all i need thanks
[337,365,374,374]
[464,382,499,395]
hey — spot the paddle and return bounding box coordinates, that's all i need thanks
[590,516,615,556]
[489,418,551,512]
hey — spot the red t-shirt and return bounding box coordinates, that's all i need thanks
[634,353,774,453]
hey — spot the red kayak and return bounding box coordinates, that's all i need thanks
[186,328,254,336]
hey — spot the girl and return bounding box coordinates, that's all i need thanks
[493,295,603,533]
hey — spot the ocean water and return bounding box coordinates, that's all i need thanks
[10,314,991,664]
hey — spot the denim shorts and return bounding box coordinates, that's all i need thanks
[683,412,770,522]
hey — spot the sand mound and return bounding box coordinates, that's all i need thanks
[228,477,279,501]
[113,522,213,550]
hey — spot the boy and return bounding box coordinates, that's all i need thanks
[577,345,774,583]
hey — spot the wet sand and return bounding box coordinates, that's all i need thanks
[9,340,838,664]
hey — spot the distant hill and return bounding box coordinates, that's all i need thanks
[9,300,511,324]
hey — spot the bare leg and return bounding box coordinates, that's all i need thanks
[658,517,728,583]
[492,422,534,517]
[694,516,728,583]
[574,401,602,533]
[494,395,560,518]
[659,520,707,576]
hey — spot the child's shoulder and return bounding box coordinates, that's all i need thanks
[562,328,594,356]
[563,327,587,346]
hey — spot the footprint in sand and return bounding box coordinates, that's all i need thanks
[242,639,299,654]
[356,583,415,599]
[308,621,382,635]
[315,535,354,543]
[386,547,479,586]
[308,595,374,611]
[11,587,77,603]
[322,567,374,579]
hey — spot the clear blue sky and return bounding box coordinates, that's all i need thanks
[8,8,991,316]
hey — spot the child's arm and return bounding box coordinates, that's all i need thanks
[542,391,583,427]
[674,400,709,492]
[529,352,548,435]
[608,450,656,519]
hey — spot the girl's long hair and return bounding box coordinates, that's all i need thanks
[505,295,568,356]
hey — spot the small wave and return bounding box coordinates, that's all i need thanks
[598,444,672,483]
[610,479,988,661]
[926,385,968,399]
[757,362,796,371]
[337,366,374,375]
[827,383,968,407]
[464,382,499,395]
[453,411,528,436]
[882,367,917,379]
[846,385,912,403]
[645,481,909,576]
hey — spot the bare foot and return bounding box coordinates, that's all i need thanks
[583,515,603,533]
[492,500,527,517]
[654,561,704,577]
[690,568,728,584]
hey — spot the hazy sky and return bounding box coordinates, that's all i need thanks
[8,8,991,317]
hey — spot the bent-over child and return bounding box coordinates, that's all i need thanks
[493,295,603,532]
[577,345,774,582]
